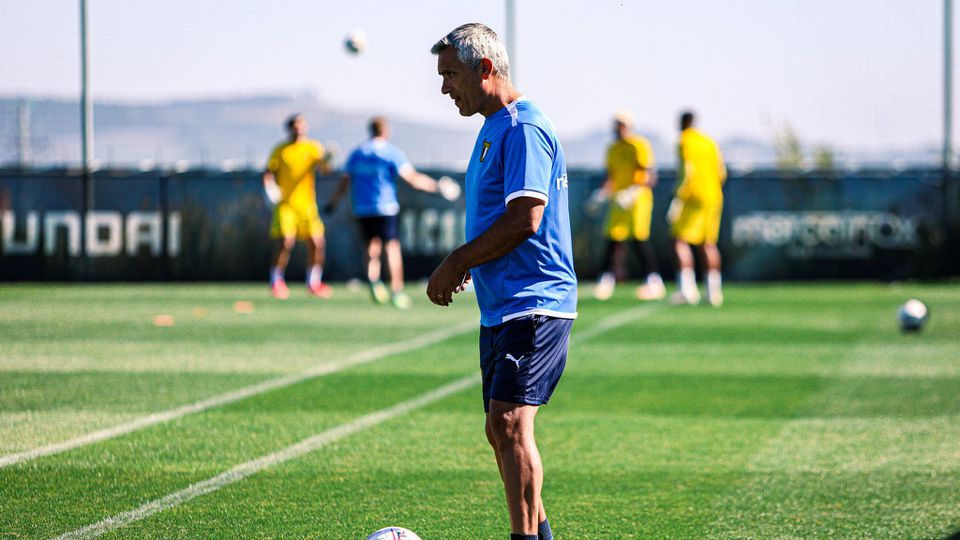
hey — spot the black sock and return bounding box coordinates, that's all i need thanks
[539,518,553,540]
[511,535,538,540]
[632,240,660,275]
[603,239,619,272]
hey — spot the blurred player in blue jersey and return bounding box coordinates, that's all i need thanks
[327,116,459,309]
[428,23,576,540]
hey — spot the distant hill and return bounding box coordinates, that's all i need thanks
[0,95,939,171]
[0,94,478,171]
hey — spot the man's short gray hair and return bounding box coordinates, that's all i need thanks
[430,23,510,80]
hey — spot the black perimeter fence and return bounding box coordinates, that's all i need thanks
[1,167,958,282]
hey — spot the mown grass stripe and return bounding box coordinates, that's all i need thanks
[0,318,478,470]
[50,304,662,539]
[570,304,664,344]
[50,375,479,540]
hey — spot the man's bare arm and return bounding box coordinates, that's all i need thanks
[262,171,281,204]
[643,166,658,188]
[398,165,440,193]
[426,196,545,306]
[325,174,350,213]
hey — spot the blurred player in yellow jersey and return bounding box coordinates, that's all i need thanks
[592,111,665,301]
[262,114,333,300]
[668,111,727,306]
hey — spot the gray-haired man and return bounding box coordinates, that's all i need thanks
[428,23,577,540]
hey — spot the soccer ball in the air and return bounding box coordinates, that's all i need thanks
[366,527,421,540]
[897,299,929,332]
[344,30,367,55]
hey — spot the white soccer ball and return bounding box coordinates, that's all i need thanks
[366,527,422,540]
[897,299,929,332]
[344,30,367,55]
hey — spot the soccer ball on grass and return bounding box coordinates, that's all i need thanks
[897,299,929,333]
[366,526,421,540]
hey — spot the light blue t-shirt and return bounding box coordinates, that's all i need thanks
[465,97,578,327]
[345,139,411,217]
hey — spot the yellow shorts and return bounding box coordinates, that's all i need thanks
[605,191,653,242]
[670,202,722,245]
[270,202,324,240]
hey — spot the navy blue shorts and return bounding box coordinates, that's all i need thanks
[357,215,399,242]
[479,314,574,412]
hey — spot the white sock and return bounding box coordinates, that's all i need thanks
[647,273,664,288]
[679,267,698,298]
[707,270,722,296]
[599,271,615,285]
[270,266,285,285]
[307,265,323,287]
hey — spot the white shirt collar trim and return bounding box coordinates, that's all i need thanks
[505,95,527,127]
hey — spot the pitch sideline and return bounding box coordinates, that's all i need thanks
[0,318,478,470]
[50,303,662,539]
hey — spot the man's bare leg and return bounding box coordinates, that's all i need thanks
[366,237,383,283]
[672,239,700,304]
[305,235,329,297]
[487,418,549,531]
[270,236,296,299]
[488,400,545,536]
[308,234,325,269]
[272,236,296,272]
[485,417,506,480]
[702,242,721,273]
[384,239,405,293]
[701,242,723,306]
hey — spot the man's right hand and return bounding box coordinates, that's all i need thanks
[427,253,469,306]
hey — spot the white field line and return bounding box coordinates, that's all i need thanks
[0,318,478,470]
[51,304,661,540]
[51,375,479,540]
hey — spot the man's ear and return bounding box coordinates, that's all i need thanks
[479,58,494,79]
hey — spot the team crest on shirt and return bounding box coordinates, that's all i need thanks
[479,140,491,162]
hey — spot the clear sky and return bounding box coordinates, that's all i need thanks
[0,0,952,154]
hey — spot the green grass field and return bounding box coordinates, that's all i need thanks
[1,282,959,539]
